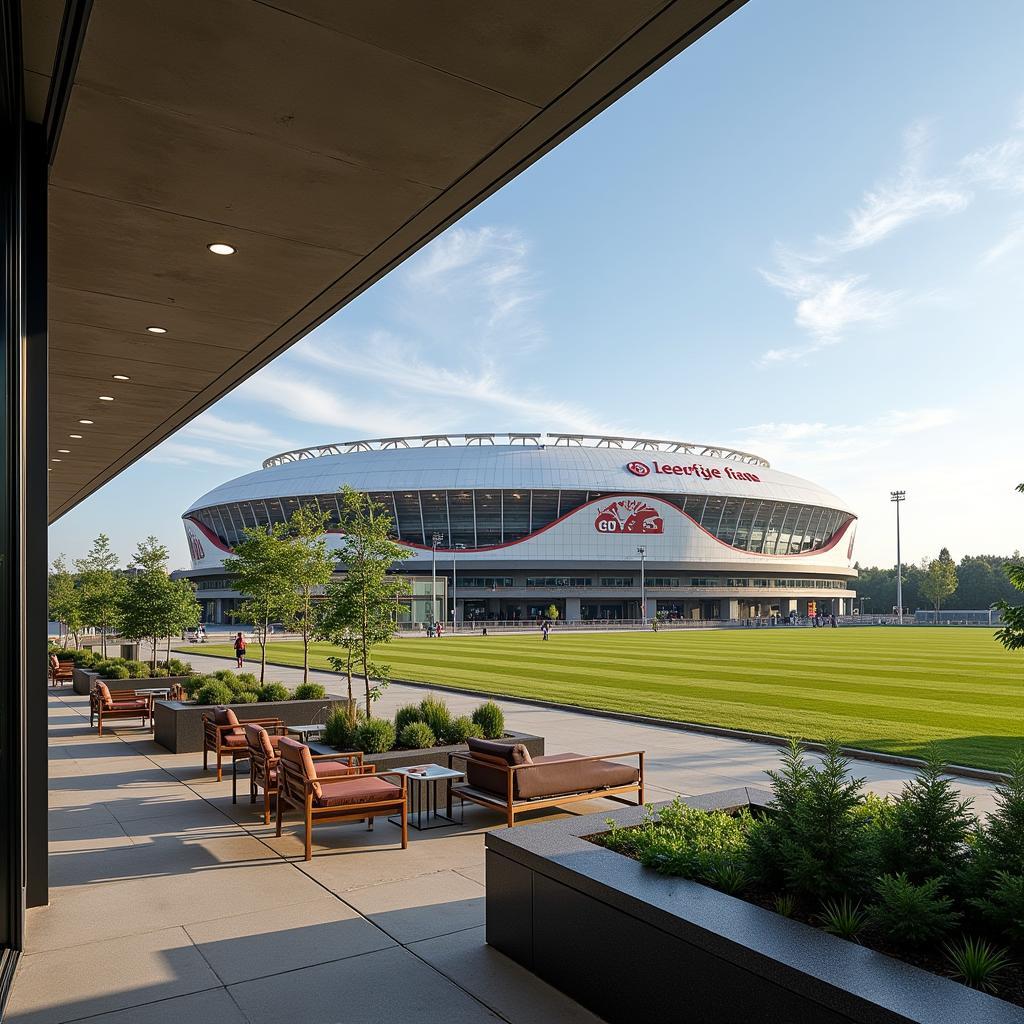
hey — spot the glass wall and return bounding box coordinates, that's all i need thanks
[189,489,853,555]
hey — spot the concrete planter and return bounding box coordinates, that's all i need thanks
[154,698,344,753]
[73,668,191,696]
[486,789,1024,1024]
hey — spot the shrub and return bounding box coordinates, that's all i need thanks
[124,659,150,678]
[945,937,1011,994]
[877,749,975,882]
[418,695,452,738]
[194,681,234,706]
[237,671,259,687]
[970,870,1024,944]
[151,667,169,677]
[444,716,483,744]
[323,704,363,749]
[773,894,796,918]
[292,683,326,701]
[102,664,131,679]
[259,683,290,703]
[976,751,1024,877]
[601,799,749,885]
[398,721,436,750]
[213,669,237,684]
[870,873,959,947]
[818,897,868,943]
[182,674,207,699]
[394,704,423,733]
[471,700,504,739]
[233,690,260,704]
[746,739,872,902]
[162,658,191,676]
[355,718,396,755]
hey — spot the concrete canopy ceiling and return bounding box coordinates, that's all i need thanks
[30,0,746,522]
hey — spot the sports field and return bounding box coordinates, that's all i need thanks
[185,627,1023,771]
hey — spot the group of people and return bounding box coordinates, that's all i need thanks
[424,621,445,637]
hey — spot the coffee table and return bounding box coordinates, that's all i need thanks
[287,724,326,742]
[388,764,466,831]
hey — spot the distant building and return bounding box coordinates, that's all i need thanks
[178,432,858,625]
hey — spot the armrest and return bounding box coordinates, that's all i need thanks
[508,750,644,772]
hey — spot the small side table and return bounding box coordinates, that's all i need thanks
[134,688,170,732]
[388,764,466,831]
[287,724,326,742]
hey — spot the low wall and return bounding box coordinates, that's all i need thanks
[73,668,191,696]
[486,790,1021,1024]
[154,698,343,753]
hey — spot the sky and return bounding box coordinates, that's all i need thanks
[50,0,1024,572]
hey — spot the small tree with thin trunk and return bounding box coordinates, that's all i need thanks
[921,547,958,615]
[75,534,124,656]
[224,522,293,682]
[280,505,335,685]
[49,554,84,648]
[995,484,1024,651]
[316,486,409,717]
[166,578,201,664]
[120,537,179,671]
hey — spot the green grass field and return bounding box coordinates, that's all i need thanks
[182,627,1024,771]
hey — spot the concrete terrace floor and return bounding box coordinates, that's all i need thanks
[12,659,1000,1024]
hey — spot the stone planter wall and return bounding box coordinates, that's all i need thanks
[154,698,343,753]
[73,668,191,696]
[486,789,1023,1024]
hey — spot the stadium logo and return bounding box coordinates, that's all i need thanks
[626,461,650,476]
[594,499,664,534]
[186,529,205,561]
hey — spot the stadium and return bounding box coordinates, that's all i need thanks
[180,432,858,626]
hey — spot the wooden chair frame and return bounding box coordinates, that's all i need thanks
[448,749,645,827]
[92,689,154,736]
[276,756,408,861]
[243,731,363,822]
[202,714,283,782]
[50,660,74,687]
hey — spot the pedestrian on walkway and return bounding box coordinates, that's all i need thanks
[541,620,550,641]
[233,631,246,668]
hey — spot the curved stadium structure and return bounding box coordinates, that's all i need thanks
[181,432,858,625]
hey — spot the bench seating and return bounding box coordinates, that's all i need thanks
[449,737,644,827]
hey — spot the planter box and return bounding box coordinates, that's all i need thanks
[73,668,191,696]
[486,789,1024,1024]
[154,698,344,753]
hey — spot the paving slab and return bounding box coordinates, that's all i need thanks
[51,988,249,1024]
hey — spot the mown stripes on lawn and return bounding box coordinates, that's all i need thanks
[184,627,1023,771]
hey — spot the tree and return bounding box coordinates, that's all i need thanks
[547,604,559,621]
[120,537,187,671]
[166,578,201,664]
[224,522,293,682]
[48,554,84,648]
[280,504,335,684]
[920,547,958,614]
[75,534,124,656]
[995,485,1024,652]
[315,486,409,716]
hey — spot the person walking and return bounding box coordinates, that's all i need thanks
[541,620,550,641]
[233,631,246,668]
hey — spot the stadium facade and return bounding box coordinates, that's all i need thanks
[180,433,858,625]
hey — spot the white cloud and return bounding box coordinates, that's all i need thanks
[178,412,294,453]
[981,218,1024,266]
[145,441,250,468]
[960,138,1024,193]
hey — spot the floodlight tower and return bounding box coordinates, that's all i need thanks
[637,546,647,626]
[431,532,443,629]
[451,543,466,631]
[890,491,906,624]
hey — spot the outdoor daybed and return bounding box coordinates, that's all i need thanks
[448,737,644,827]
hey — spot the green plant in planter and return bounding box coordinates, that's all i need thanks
[945,937,1012,994]
[444,716,483,744]
[869,873,959,947]
[237,671,259,687]
[258,682,290,702]
[124,659,150,678]
[323,704,363,749]
[233,690,260,704]
[975,751,1024,878]
[102,663,131,679]
[970,870,1024,944]
[418,695,452,738]
[818,897,868,943]
[182,675,206,699]
[472,700,504,739]
[394,704,423,733]
[773,893,796,918]
[162,658,191,676]
[292,682,326,701]
[398,721,436,750]
[355,718,396,754]
[213,669,238,684]
[194,681,234,706]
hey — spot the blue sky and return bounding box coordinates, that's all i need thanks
[50,0,1024,571]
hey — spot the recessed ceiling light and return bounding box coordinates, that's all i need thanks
[98,395,114,401]
[112,374,130,381]
[69,434,82,439]
[146,326,167,334]
[51,458,61,463]
[208,242,235,255]
[57,449,70,453]
[79,419,93,424]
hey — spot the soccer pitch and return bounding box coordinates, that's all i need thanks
[186,627,1023,771]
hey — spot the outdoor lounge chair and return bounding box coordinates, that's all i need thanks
[243,723,363,822]
[275,736,408,861]
[50,659,74,687]
[448,737,644,827]
[202,707,284,783]
[92,681,153,736]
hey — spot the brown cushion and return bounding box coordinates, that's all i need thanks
[515,754,640,800]
[245,723,276,761]
[278,737,322,799]
[466,738,532,796]
[221,734,247,747]
[214,707,244,736]
[315,776,401,808]
[467,737,532,765]
[109,699,149,710]
[97,681,114,709]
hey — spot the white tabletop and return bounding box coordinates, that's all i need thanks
[390,764,465,781]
